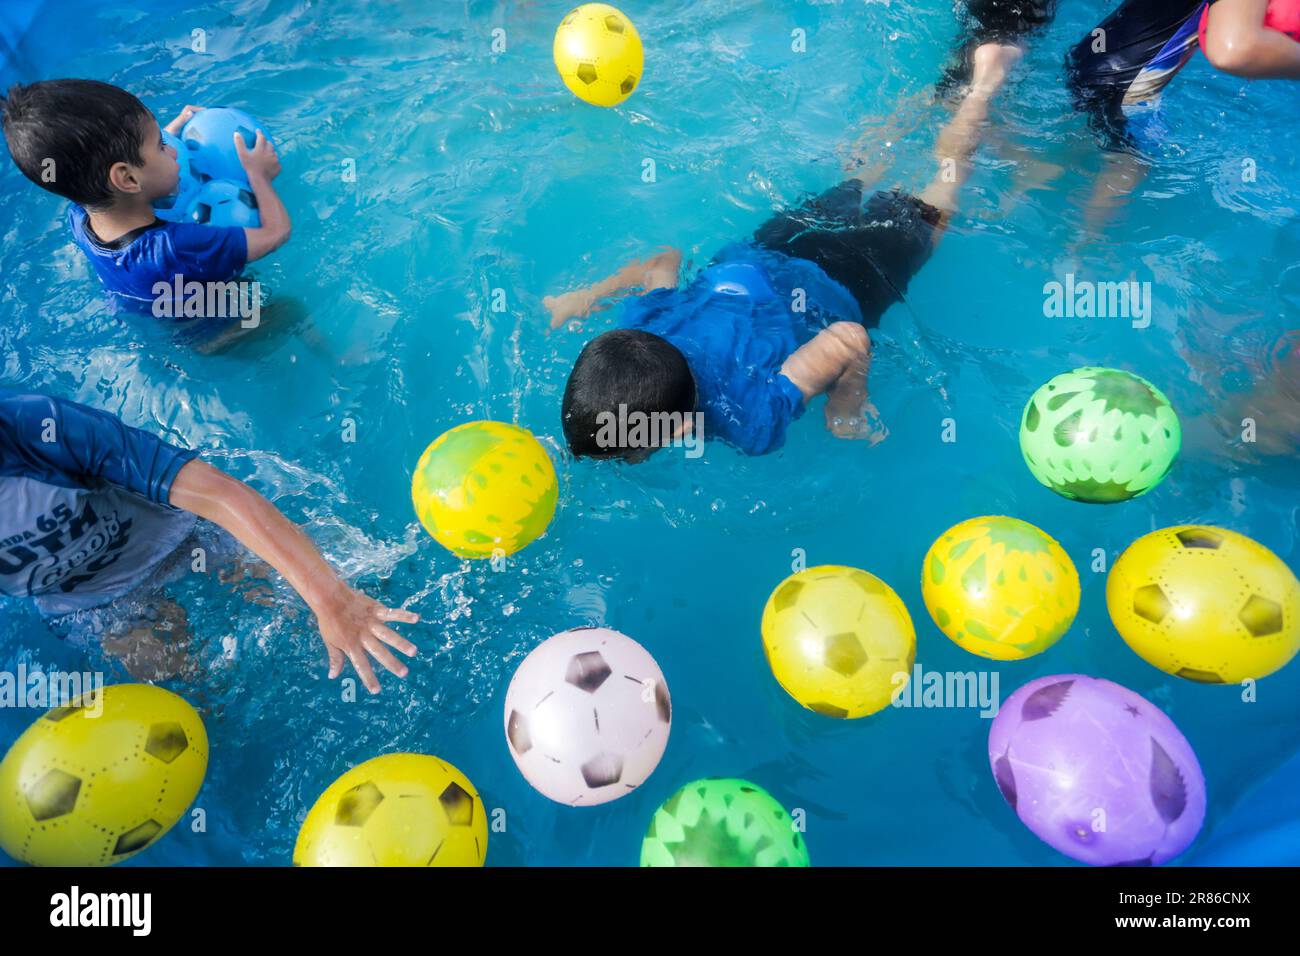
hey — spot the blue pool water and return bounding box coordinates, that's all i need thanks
[2,0,1299,866]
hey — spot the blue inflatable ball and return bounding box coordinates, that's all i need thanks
[153,129,203,223]
[188,180,261,229]
[180,107,272,186]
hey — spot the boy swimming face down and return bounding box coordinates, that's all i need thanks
[1,79,291,305]
[551,43,1025,461]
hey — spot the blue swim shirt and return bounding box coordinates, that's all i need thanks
[68,205,247,309]
[618,242,863,456]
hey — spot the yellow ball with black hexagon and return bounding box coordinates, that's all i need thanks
[922,515,1080,661]
[1107,525,1300,683]
[411,421,558,559]
[553,4,643,107]
[0,684,208,866]
[294,753,487,866]
[760,565,916,719]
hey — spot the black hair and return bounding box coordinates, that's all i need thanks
[562,329,697,460]
[1,79,153,207]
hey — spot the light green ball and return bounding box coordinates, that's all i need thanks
[640,778,810,867]
[1019,367,1180,504]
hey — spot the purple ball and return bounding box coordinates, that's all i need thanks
[988,674,1206,866]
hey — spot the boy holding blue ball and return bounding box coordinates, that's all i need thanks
[0,79,291,312]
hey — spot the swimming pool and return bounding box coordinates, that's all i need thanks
[1,0,1298,866]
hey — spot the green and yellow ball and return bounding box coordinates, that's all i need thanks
[0,684,208,866]
[640,778,810,867]
[553,3,644,107]
[1020,367,1180,503]
[761,565,915,719]
[922,516,1080,661]
[1107,525,1300,683]
[411,420,558,559]
[294,753,487,867]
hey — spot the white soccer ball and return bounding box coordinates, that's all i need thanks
[504,627,671,806]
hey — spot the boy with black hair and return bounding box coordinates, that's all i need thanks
[1,79,290,308]
[550,43,1025,460]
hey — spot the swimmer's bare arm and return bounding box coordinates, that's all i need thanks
[544,247,682,329]
[779,322,879,440]
[1203,0,1300,78]
[168,459,418,694]
[235,131,292,262]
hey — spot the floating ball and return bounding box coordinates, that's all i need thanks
[153,129,203,223]
[0,684,207,866]
[294,753,487,866]
[640,778,810,867]
[553,3,643,107]
[180,106,273,185]
[922,516,1080,661]
[188,179,260,229]
[761,565,915,719]
[1107,525,1300,683]
[411,421,558,558]
[504,627,670,805]
[1019,367,1180,503]
[988,674,1206,866]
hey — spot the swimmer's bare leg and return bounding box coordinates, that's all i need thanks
[1073,150,1148,253]
[917,43,1024,225]
[101,597,195,682]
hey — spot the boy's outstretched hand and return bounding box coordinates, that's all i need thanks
[164,105,205,135]
[311,584,420,694]
[235,130,281,182]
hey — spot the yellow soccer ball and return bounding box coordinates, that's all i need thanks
[294,753,488,867]
[0,684,208,866]
[411,420,558,559]
[922,516,1080,661]
[553,3,644,107]
[761,565,916,719]
[1107,525,1300,683]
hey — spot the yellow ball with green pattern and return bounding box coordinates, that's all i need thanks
[922,516,1080,661]
[411,421,558,559]
[640,778,810,867]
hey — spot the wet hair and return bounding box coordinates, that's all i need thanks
[562,329,696,460]
[1,79,153,207]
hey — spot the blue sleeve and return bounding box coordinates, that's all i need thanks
[734,373,806,456]
[162,222,248,281]
[0,390,198,505]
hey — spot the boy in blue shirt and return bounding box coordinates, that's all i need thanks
[0,389,417,694]
[549,43,1024,459]
[1,80,290,309]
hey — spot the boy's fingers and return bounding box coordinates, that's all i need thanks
[362,638,408,678]
[346,648,381,693]
[233,131,249,154]
[326,645,344,678]
[378,606,419,624]
[372,623,417,657]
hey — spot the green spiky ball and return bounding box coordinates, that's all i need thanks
[1019,367,1180,504]
[639,778,810,867]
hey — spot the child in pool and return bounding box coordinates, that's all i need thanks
[0,79,291,311]
[1065,0,1300,239]
[0,389,417,693]
[547,43,1025,459]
